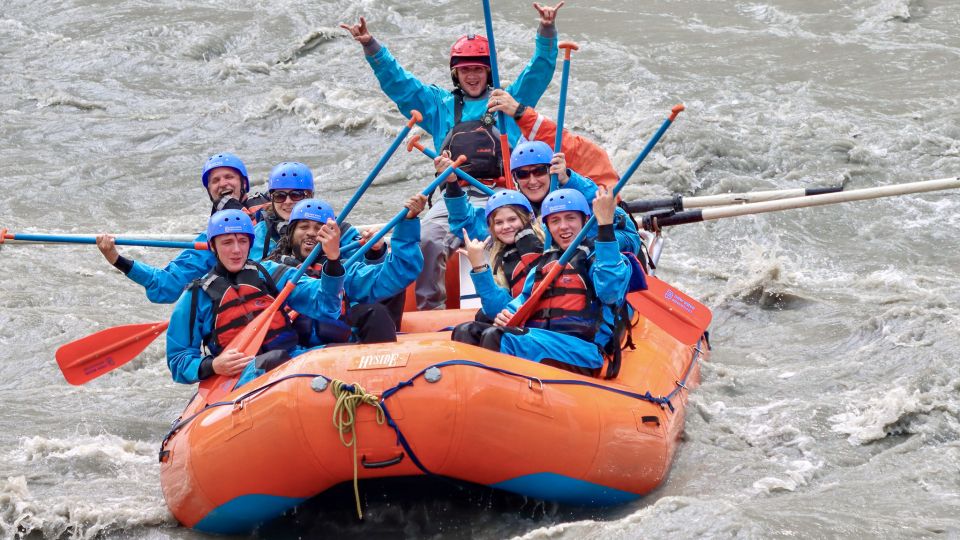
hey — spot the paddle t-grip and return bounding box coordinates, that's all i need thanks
[406,110,423,128]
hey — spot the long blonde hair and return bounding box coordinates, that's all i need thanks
[487,206,545,289]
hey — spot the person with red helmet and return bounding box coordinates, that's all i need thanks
[341,2,565,310]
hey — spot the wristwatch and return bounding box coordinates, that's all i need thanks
[472,263,490,273]
[513,104,527,121]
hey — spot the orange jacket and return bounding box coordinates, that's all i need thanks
[515,108,619,191]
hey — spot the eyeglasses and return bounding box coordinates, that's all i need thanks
[270,190,308,203]
[513,164,550,180]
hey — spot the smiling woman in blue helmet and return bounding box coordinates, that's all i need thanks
[452,188,638,376]
[166,209,345,388]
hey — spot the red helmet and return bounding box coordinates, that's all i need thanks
[449,34,490,69]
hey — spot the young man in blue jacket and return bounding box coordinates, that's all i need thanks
[341,2,565,309]
[165,209,345,388]
[453,188,634,375]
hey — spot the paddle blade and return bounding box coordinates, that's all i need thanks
[196,300,281,404]
[56,321,168,385]
[629,276,712,345]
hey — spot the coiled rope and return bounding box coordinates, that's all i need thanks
[331,379,384,519]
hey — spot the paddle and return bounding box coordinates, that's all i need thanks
[627,276,711,345]
[507,104,686,328]
[198,156,467,404]
[0,231,206,250]
[338,111,423,221]
[641,176,960,230]
[480,0,513,187]
[548,41,579,194]
[56,321,169,385]
[339,156,469,263]
[623,184,844,214]
[406,134,496,196]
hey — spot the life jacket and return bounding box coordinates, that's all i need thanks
[276,256,352,346]
[259,212,286,261]
[492,226,544,297]
[190,261,298,357]
[525,242,602,342]
[439,89,507,187]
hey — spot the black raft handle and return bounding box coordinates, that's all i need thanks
[361,452,405,469]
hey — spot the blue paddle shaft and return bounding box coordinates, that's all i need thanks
[415,145,495,196]
[554,111,681,267]
[338,118,418,225]
[341,163,463,267]
[4,233,201,249]
[481,0,510,156]
[549,54,573,193]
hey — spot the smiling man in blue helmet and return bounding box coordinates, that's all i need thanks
[341,2,565,310]
[96,152,272,304]
[452,188,641,376]
[166,209,344,388]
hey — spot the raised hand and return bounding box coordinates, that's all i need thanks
[487,89,520,117]
[533,2,565,26]
[95,234,120,264]
[405,194,428,219]
[593,186,616,226]
[550,152,569,185]
[318,218,342,260]
[359,227,386,252]
[339,16,373,45]
[434,150,455,176]
[462,229,488,269]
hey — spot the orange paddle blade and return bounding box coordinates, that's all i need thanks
[629,276,712,345]
[56,321,168,385]
[197,282,295,404]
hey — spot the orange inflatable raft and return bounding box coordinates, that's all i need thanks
[158,291,708,535]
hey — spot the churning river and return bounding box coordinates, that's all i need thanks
[1,0,959,538]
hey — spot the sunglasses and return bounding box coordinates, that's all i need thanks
[270,190,309,203]
[513,164,550,180]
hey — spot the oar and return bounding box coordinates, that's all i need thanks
[339,156,469,263]
[548,41,579,194]
[198,156,467,405]
[641,176,960,230]
[623,184,844,214]
[338,111,423,222]
[0,231,206,250]
[406,134,495,196]
[55,321,169,385]
[480,0,513,187]
[507,104,685,328]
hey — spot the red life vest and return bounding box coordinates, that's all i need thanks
[194,262,298,356]
[526,244,602,342]
[492,226,544,296]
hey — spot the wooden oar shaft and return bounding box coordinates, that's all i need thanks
[624,185,843,214]
[646,176,960,228]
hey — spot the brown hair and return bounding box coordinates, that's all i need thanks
[487,206,545,289]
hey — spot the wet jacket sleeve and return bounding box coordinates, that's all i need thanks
[445,193,489,242]
[470,268,515,318]
[590,240,630,305]
[250,220,275,262]
[339,225,367,262]
[366,45,451,150]
[126,232,216,304]
[342,217,424,304]
[265,261,344,322]
[504,33,558,109]
[612,207,642,254]
[516,107,619,190]
[165,288,214,384]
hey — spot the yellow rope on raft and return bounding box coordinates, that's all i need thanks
[331,379,385,519]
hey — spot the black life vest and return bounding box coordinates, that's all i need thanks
[526,242,602,342]
[440,89,504,182]
[492,226,544,297]
[191,261,298,356]
[258,212,287,261]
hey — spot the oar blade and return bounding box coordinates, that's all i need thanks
[196,305,278,403]
[56,321,167,385]
[629,276,712,345]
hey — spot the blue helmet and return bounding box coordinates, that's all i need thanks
[268,162,314,192]
[510,140,552,172]
[540,188,591,221]
[484,190,533,221]
[202,152,249,192]
[289,199,336,225]
[207,209,255,245]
